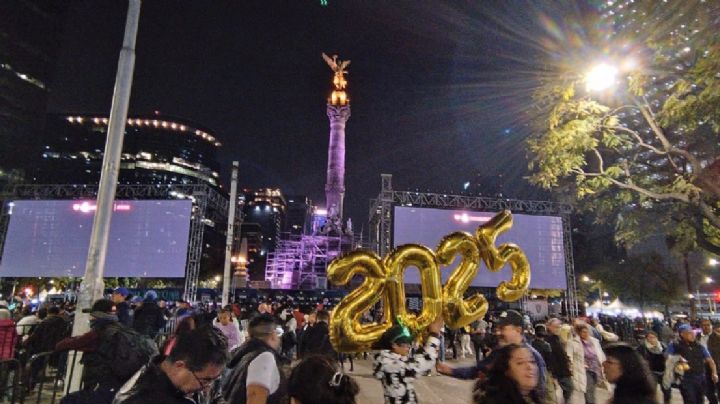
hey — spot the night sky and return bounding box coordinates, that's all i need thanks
[48,1,596,224]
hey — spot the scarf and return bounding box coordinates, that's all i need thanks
[644,339,663,354]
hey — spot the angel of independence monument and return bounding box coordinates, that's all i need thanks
[264,54,356,289]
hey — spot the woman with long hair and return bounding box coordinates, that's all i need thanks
[473,344,541,404]
[288,355,359,404]
[603,344,659,404]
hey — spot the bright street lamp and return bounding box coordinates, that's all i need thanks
[706,276,714,284]
[581,275,591,283]
[586,63,618,92]
[710,258,719,267]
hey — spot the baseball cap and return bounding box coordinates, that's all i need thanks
[113,287,129,297]
[497,310,524,328]
[144,290,158,302]
[678,323,693,333]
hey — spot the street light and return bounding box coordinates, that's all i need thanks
[581,275,591,283]
[706,276,714,284]
[586,63,618,92]
[711,258,719,267]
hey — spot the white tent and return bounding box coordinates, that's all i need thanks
[586,298,664,319]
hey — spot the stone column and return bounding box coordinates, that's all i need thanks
[325,104,351,221]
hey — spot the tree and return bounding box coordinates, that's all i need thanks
[527,0,720,256]
[592,254,684,313]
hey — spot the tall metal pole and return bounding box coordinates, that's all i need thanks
[67,0,140,392]
[222,161,239,306]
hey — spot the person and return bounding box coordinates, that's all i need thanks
[666,323,719,404]
[163,315,196,356]
[699,319,719,404]
[133,290,167,339]
[546,318,573,402]
[473,344,541,404]
[709,322,720,404]
[567,322,606,404]
[176,300,192,317]
[223,314,286,403]
[437,310,547,396]
[112,287,132,327]
[292,305,305,329]
[698,319,713,348]
[24,306,69,383]
[56,299,157,403]
[637,331,671,403]
[113,326,229,404]
[15,306,39,339]
[281,317,298,361]
[460,325,473,359]
[373,316,442,404]
[470,319,487,365]
[214,309,241,351]
[288,355,359,404]
[299,310,335,358]
[603,344,659,404]
[0,309,17,360]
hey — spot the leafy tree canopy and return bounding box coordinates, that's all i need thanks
[528,0,720,255]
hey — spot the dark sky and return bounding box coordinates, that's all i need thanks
[48,1,593,224]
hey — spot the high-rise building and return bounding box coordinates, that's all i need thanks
[284,195,314,235]
[0,2,68,182]
[35,113,222,187]
[240,188,288,280]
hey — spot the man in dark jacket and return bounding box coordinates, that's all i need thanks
[113,326,228,404]
[133,290,166,339]
[22,306,69,387]
[55,299,126,403]
[223,314,285,404]
[112,287,132,327]
[298,310,335,358]
[546,318,573,402]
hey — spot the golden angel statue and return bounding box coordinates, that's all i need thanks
[322,53,350,90]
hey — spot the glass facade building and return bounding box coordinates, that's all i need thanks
[35,114,222,188]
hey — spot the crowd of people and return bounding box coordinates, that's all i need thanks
[4,289,720,403]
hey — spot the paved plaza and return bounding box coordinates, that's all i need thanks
[348,356,684,403]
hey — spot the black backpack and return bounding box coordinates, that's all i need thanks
[97,324,158,381]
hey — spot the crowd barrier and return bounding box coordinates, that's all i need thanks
[0,328,173,404]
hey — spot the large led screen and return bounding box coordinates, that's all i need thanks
[0,200,192,278]
[393,206,567,289]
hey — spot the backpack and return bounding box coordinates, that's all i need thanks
[98,324,158,381]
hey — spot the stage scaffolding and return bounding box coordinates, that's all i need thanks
[0,183,228,302]
[368,174,578,317]
[264,232,357,290]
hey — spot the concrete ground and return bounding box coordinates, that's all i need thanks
[347,356,684,403]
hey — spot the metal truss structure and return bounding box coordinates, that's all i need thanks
[368,174,578,317]
[0,183,228,301]
[264,232,356,290]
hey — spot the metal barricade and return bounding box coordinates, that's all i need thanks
[0,358,21,404]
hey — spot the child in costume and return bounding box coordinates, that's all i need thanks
[373,316,443,404]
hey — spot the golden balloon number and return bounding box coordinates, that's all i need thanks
[328,210,531,352]
[384,244,443,337]
[476,210,531,302]
[327,251,392,353]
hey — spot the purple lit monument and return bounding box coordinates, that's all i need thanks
[322,53,351,230]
